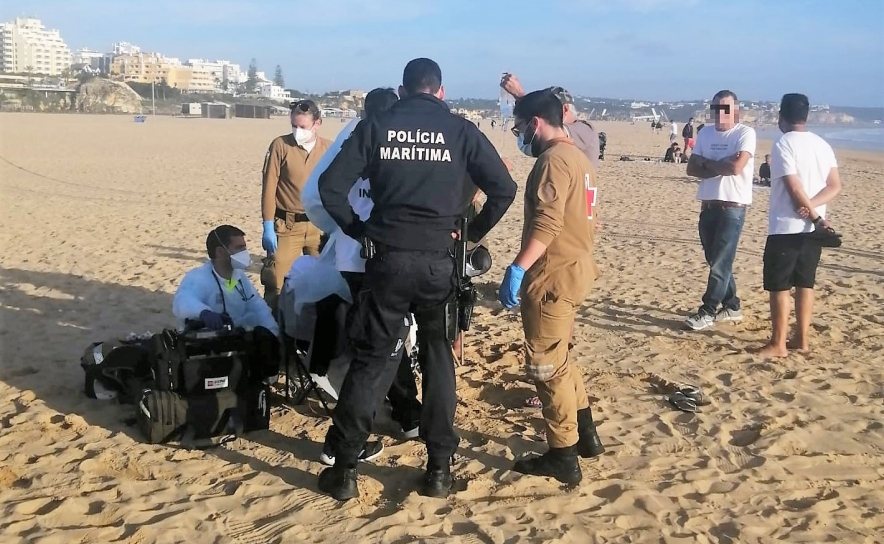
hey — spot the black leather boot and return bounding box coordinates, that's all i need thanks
[318,465,358,501]
[513,446,582,485]
[577,407,606,458]
[420,465,453,498]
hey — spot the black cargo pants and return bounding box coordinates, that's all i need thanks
[326,247,458,469]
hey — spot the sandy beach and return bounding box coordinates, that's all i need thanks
[1,112,882,544]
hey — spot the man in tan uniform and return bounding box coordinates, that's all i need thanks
[498,89,605,485]
[261,99,331,309]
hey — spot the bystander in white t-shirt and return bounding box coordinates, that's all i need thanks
[768,131,838,235]
[693,123,757,205]
[670,121,678,137]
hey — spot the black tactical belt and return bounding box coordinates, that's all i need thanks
[275,209,310,222]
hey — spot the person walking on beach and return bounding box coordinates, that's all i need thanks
[315,58,516,501]
[757,93,842,358]
[670,119,679,144]
[684,90,756,331]
[683,117,695,150]
[260,99,331,311]
[499,89,605,485]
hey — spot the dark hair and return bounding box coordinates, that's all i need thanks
[713,89,738,103]
[513,89,564,129]
[207,225,245,258]
[779,93,810,124]
[402,58,442,94]
[364,87,398,117]
[290,99,321,121]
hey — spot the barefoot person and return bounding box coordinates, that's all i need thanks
[758,93,842,357]
[684,90,756,331]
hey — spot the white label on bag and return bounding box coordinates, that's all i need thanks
[93,344,105,365]
[205,376,229,390]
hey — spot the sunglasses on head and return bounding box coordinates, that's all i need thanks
[291,101,313,113]
[710,104,731,113]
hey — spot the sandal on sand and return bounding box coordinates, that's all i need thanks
[668,392,699,413]
[675,383,710,406]
[524,396,543,408]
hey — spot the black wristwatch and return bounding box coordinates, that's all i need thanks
[811,215,822,224]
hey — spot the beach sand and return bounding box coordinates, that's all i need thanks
[1,113,882,544]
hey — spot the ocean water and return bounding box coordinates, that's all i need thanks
[754,126,884,152]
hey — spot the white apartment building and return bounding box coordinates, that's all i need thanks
[257,80,290,102]
[186,58,241,91]
[113,41,141,56]
[73,48,103,66]
[0,17,72,75]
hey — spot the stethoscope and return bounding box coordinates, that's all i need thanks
[211,272,254,315]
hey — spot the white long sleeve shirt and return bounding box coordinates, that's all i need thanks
[302,118,373,273]
[172,261,279,336]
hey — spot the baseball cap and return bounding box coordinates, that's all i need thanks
[547,86,574,105]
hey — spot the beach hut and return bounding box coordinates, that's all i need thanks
[201,102,231,119]
[181,103,202,116]
[234,104,272,119]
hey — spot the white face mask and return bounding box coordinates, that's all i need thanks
[229,249,251,270]
[293,127,314,146]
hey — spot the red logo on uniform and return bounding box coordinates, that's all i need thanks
[584,174,597,219]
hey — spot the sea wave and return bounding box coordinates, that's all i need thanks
[755,126,884,151]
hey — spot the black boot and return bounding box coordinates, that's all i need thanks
[513,446,582,485]
[318,465,358,501]
[420,465,453,498]
[577,407,605,458]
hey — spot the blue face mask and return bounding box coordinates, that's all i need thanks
[516,122,538,157]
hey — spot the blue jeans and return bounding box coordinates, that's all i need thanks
[698,206,746,316]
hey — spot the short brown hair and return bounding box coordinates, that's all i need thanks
[290,99,320,121]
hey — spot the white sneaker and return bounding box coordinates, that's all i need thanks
[402,426,420,440]
[685,312,715,331]
[320,440,384,466]
[716,308,743,322]
[309,373,339,401]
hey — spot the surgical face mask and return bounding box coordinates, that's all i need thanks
[517,122,540,158]
[229,249,251,270]
[293,126,315,146]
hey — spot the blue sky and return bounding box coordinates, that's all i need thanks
[4,0,883,106]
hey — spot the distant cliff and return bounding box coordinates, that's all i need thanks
[690,109,856,126]
[74,78,143,114]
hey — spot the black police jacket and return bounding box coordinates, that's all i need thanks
[318,93,516,251]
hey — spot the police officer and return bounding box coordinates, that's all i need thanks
[260,99,331,311]
[316,58,517,501]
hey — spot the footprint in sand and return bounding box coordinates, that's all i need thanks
[728,426,763,447]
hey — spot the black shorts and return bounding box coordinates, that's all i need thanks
[763,234,822,291]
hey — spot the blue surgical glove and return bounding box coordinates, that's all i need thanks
[262,220,277,254]
[199,309,226,330]
[498,264,525,309]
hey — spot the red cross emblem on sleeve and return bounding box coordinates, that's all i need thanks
[585,174,597,220]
